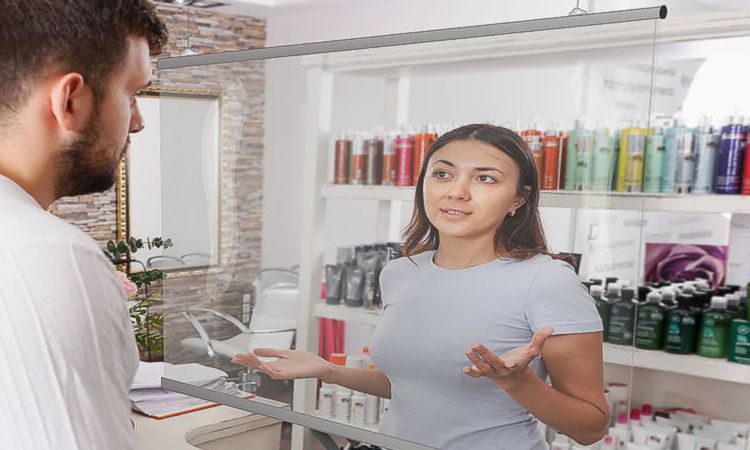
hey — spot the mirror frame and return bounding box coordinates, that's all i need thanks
[116,85,226,276]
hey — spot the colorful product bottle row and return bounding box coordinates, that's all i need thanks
[586,277,750,365]
[333,127,438,187]
[333,116,750,196]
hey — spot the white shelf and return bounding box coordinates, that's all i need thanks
[313,411,380,433]
[322,184,750,214]
[603,343,750,385]
[312,303,750,385]
[314,302,382,326]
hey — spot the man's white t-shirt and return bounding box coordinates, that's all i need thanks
[0,175,139,449]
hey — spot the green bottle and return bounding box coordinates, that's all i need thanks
[564,128,579,191]
[591,125,616,192]
[607,286,637,346]
[643,127,666,193]
[664,294,698,354]
[590,285,609,342]
[728,319,750,365]
[746,283,750,320]
[697,296,732,358]
[635,290,666,349]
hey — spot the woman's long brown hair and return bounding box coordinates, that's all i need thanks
[402,123,552,261]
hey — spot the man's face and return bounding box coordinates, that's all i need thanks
[55,36,151,199]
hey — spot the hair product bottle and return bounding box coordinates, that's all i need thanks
[716,114,746,194]
[381,132,398,186]
[693,116,720,194]
[334,132,352,185]
[575,126,594,191]
[395,132,414,187]
[522,119,545,185]
[643,124,666,193]
[697,296,732,358]
[542,125,562,190]
[591,284,610,342]
[664,293,699,354]
[623,117,648,192]
[350,132,367,185]
[591,123,616,192]
[635,290,665,350]
[364,134,384,185]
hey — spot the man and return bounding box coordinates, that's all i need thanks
[0,1,167,448]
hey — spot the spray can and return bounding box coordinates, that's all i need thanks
[542,126,562,190]
[623,118,647,192]
[693,117,720,194]
[364,134,384,185]
[575,127,594,191]
[412,126,435,183]
[662,117,685,193]
[350,132,367,185]
[395,132,414,187]
[334,133,352,185]
[743,134,750,195]
[559,132,569,189]
[643,125,665,193]
[716,115,746,194]
[674,126,696,194]
[522,120,544,185]
[381,132,397,186]
[591,124,616,192]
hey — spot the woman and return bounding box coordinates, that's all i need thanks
[233,124,608,450]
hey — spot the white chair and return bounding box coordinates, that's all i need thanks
[181,270,299,392]
[147,255,186,269]
[180,252,211,266]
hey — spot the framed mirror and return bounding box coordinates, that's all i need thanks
[117,87,222,272]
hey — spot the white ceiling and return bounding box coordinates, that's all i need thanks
[210,0,750,19]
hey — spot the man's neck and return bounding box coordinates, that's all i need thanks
[0,139,58,210]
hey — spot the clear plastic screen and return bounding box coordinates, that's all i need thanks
[146,10,750,450]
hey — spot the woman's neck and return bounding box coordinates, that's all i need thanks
[433,234,505,270]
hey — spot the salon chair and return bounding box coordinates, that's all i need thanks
[147,255,187,268]
[180,252,211,266]
[181,269,299,393]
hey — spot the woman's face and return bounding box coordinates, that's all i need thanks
[423,139,527,242]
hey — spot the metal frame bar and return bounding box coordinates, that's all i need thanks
[161,378,439,450]
[157,6,666,70]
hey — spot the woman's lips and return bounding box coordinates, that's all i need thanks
[440,208,471,218]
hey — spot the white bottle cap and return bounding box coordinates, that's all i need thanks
[590,285,604,297]
[606,284,621,297]
[646,291,662,304]
[660,288,676,302]
[710,296,727,310]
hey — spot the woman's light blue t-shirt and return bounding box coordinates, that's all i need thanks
[369,251,603,450]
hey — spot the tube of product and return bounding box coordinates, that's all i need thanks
[395,133,414,187]
[591,124,616,192]
[542,126,562,190]
[643,126,665,193]
[318,383,335,418]
[345,267,365,307]
[693,116,720,194]
[674,125,696,194]
[362,270,377,309]
[350,132,367,185]
[333,388,352,422]
[615,119,633,192]
[716,115,746,194]
[365,135,384,185]
[334,133,352,185]
[522,119,545,185]
[350,392,366,426]
[575,127,594,191]
[325,265,344,305]
[381,132,397,186]
[365,394,380,425]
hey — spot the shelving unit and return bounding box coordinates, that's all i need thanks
[323,184,750,214]
[294,10,750,450]
[313,303,750,386]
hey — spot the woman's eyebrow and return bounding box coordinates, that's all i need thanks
[433,159,455,167]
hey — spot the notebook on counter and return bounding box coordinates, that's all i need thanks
[130,362,253,419]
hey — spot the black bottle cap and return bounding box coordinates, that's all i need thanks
[622,287,636,302]
[717,286,733,295]
[582,281,593,291]
[637,286,651,303]
[590,278,603,286]
[676,294,693,309]
[726,284,741,292]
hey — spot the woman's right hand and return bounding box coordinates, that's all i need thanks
[231,349,335,381]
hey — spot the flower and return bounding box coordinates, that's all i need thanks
[116,271,138,298]
[644,243,727,288]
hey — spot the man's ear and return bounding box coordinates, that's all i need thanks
[49,73,93,134]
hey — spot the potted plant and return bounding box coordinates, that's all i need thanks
[104,237,173,361]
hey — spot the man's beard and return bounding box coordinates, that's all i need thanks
[54,120,128,199]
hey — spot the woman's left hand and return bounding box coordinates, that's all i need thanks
[463,327,554,389]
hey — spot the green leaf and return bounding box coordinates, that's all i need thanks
[117,241,129,254]
[107,241,118,254]
[136,239,143,248]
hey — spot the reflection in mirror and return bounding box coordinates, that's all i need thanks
[127,89,221,272]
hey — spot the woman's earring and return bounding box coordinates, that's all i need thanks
[510,209,516,217]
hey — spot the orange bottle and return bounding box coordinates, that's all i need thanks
[521,120,544,185]
[541,127,562,190]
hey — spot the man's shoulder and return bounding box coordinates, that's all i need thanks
[0,206,103,256]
